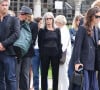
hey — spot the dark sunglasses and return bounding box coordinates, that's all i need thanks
[95,15,100,19]
[46,18,52,20]
[20,13,26,15]
[20,13,29,15]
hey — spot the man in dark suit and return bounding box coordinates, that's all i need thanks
[0,0,20,90]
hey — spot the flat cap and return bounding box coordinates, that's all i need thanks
[20,6,32,15]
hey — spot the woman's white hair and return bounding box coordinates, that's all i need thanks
[43,12,54,19]
[55,15,67,25]
[43,12,54,28]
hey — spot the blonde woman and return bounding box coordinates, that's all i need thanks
[68,15,83,81]
[91,0,100,8]
[55,15,72,90]
[69,15,83,47]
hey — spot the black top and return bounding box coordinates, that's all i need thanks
[38,28,62,57]
[24,21,38,57]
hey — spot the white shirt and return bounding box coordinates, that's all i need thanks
[34,36,39,49]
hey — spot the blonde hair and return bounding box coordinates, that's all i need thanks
[91,0,100,8]
[72,15,83,30]
[0,0,10,6]
[55,15,67,25]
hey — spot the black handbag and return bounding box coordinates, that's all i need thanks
[69,67,83,90]
[72,70,83,86]
[72,71,83,86]
[60,49,67,64]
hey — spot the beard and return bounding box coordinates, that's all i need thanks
[0,8,8,15]
[2,10,7,15]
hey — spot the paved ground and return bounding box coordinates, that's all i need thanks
[30,78,52,90]
[39,78,52,89]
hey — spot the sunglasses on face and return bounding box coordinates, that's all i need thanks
[95,15,100,19]
[19,13,26,15]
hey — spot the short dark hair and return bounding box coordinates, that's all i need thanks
[34,17,42,23]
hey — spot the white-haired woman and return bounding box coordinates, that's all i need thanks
[55,15,72,90]
[38,12,62,90]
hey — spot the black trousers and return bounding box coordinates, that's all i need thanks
[16,57,32,90]
[41,55,59,90]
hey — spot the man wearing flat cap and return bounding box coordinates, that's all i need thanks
[17,5,38,90]
[19,5,32,15]
[0,0,20,90]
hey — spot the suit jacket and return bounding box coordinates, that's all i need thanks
[71,26,97,70]
[0,15,20,55]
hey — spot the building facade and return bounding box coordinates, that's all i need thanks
[10,0,95,24]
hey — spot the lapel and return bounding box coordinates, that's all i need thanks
[90,27,98,46]
[94,27,99,45]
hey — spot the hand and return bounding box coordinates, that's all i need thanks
[0,43,5,51]
[98,40,100,45]
[75,63,83,71]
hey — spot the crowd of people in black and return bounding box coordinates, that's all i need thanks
[1,0,100,90]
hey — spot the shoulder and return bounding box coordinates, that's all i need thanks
[6,15,18,23]
[30,21,38,26]
[8,15,19,21]
[78,25,86,33]
[69,28,74,32]
[39,28,45,33]
[76,25,86,38]
[55,28,60,33]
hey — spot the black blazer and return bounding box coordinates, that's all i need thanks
[1,15,20,55]
[71,26,97,70]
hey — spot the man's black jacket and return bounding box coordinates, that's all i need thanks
[0,15,20,55]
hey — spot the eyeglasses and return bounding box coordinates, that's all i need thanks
[95,15,100,19]
[46,18,52,20]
